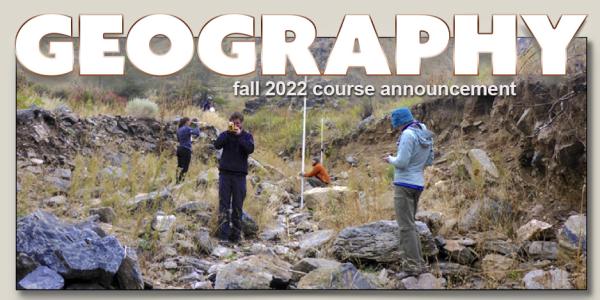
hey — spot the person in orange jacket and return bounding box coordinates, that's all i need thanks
[302,157,331,187]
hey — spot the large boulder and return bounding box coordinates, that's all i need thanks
[522,268,573,289]
[558,214,586,258]
[332,220,438,263]
[214,254,292,289]
[17,211,127,287]
[303,186,355,210]
[18,266,64,290]
[297,263,375,289]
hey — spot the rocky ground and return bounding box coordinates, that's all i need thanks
[16,73,587,290]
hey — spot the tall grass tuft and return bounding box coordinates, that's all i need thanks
[126,98,159,119]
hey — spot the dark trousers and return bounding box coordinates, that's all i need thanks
[176,146,192,184]
[217,173,246,242]
[307,177,327,188]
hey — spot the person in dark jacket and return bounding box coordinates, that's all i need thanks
[214,112,254,244]
[176,117,200,184]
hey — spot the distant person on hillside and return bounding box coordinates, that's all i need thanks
[383,107,434,276]
[301,157,331,188]
[214,112,254,244]
[202,99,212,111]
[176,117,201,184]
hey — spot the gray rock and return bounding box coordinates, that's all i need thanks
[517,219,553,242]
[215,254,292,289]
[17,253,39,282]
[164,260,178,270]
[345,155,359,167]
[526,241,558,260]
[431,262,472,279]
[291,258,341,281]
[211,246,233,258]
[400,273,446,289]
[260,216,287,241]
[192,281,213,289]
[458,198,513,232]
[53,168,72,180]
[43,195,67,207]
[416,221,439,257]
[558,214,586,258]
[193,228,215,255]
[45,176,71,194]
[442,239,478,265]
[242,211,259,238]
[101,166,124,179]
[299,230,335,254]
[289,212,310,224]
[179,271,203,283]
[297,263,375,289]
[116,247,144,289]
[175,201,211,215]
[296,220,317,232]
[128,188,173,211]
[151,212,176,232]
[415,211,443,234]
[333,220,438,263]
[274,245,290,256]
[463,149,499,181]
[523,268,573,289]
[18,266,64,290]
[516,108,534,135]
[303,186,354,210]
[482,240,520,257]
[17,211,125,287]
[89,207,116,224]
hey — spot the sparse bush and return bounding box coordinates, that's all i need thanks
[126,98,159,119]
[16,86,43,109]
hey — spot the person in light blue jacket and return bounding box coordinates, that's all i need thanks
[384,107,434,275]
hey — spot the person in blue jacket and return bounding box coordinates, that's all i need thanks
[214,112,254,244]
[384,107,434,275]
[176,117,200,184]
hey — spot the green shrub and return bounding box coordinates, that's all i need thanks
[126,98,159,118]
[16,88,43,109]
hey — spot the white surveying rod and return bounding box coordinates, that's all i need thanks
[320,117,324,164]
[300,76,308,209]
